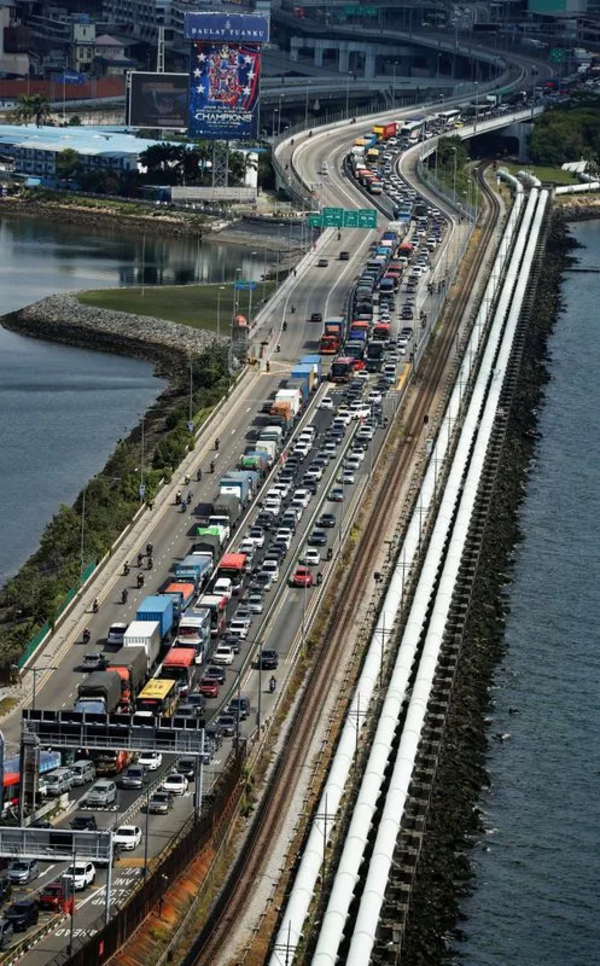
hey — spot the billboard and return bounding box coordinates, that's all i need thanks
[188,42,261,140]
[184,12,270,44]
[129,72,188,129]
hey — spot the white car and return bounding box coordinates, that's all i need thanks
[138,751,162,771]
[213,578,233,601]
[263,496,282,514]
[212,645,235,666]
[341,471,355,485]
[354,370,369,382]
[114,825,143,851]
[162,773,188,796]
[292,488,312,508]
[301,548,321,567]
[63,861,96,891]
[275,528,294,549]
[335,411,352,426]
[350,403,371,419]
[368,390,383,405]
[319,396,334,410]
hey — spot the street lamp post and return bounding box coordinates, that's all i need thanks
[345,72,351,118]
[474,80,479,133]
[256,640,263,729]
[272,107,278,138]
[80,486,86,577]
[217,285,225,337]
[451,146,458,204]
[392,61,398,102]
[305,81,311,128]
[29,665,58,711]
[436,52,442,79]
[248,252,257,325]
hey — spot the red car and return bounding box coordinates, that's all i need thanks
[199,678,219,698]
[37,882,73,914]
[290,566,313,588]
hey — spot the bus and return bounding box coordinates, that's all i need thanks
[330,356,356,383]
[155,648,198,698]
[438,109,461,129]
[136,678,179,717]
[216,553,247,594]
[198,593,228,637]
[399,117,425,143]
[344,341,366,369]
[175,606,211,663]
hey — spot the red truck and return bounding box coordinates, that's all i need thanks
[319,320,345,355]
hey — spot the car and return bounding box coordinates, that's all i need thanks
[323,442,338,459]
[339,250,350,260]
[7,860,39,886]
[119,765,146,790]
[251,572,273,594]
[200,679,220,700]
[275,528,294,549]
[308,529,328,547]
[86,779,117,807]
[80,652,108,672]
[281,507,301,527]
[270,482,290,499]
[227,696,251,720]
[221,632,242,653]
[319,396,334,411]
[328,487,345,502]
[0,919,13,950]
[341,471,355,485]
[5,900,39,932]
[247,527,266,547]
[70,814,97,831]
[162,773,188,796]
[216,714,238,737]
[212,645,235,666]
[334,411,352,427]
[213,577,233,601]
[349,402,371,420]
[238,539,257,560]
[292,488,311,508]
[255,512,276,531]
[268,542,288,560]
[138,751,163,771]
[290,566,313,588]
[113,826,142,851]
[318,513,337,529]
[368,390,383,405]
[301,548,321,567]
[148,791,173,815]
[292,444,310,460]
[176,757,197,780]
[355,370,369,382]
[255,649,279,670]
[37,882,71,914]
[174,702,201,720]
[310,312,323,322]
[62,861,96,892]
[263,496,282,514]
[228,619,250,640]
[247,594,264,614]
[346,456,363,472]
[317,258,329,267]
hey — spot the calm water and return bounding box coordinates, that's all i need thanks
[0,214,272,585]
[456,220,600,964]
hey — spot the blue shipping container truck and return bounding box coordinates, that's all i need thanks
[288,375,310,401]
[174,555,212,588]
[300,355,322,379]
[223,469,260,493]
[219,474,251,503]
[136,595,175,640]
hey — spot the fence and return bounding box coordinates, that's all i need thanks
[17,562,96,669]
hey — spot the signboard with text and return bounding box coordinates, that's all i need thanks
[184,12,270,44]
[188,41,261,140]
[129,72,188,129]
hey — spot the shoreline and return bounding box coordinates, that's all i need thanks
[0,195,306,251]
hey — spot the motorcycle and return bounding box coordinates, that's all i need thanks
[137,573,145,589]
[137,553,144,568]
[282,320,288,332]
[269,676,277,694]
[187,491,193,505]
[147,556,153,570]
[316,572,323,586]
[210,461,215,474]
[184,474,190,486]
[215,437,220,452]
[123,561,130,576]
[197,468,203,482]
[121,588,129,604]
[326,547,333,561]
[92,598,99,614]
[82,628,91,645]
[181,501,187,513]
[175,491,182,506]
[146,543,153,556]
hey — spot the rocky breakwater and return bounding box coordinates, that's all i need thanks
[1,294,225,371]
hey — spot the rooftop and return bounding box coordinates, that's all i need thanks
[0,124,168,157]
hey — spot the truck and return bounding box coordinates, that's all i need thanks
[75,671,122,715]
[365,341,385,372]
[106,647,147,710]
[269,399,294,427]
[300,354,322,381]
[174,555,212,588]
[254,437,278,464]
[136,595,175,641]
[162,581,196,615]
[123,620,162,673]
[240,451,269,474]
[212,494,241,525]
[175,607,211,662]
[373,122,396,140]
[220,480,250,505]
[222,468,260,495]
[291,363,317,391]
[287,377,309,405]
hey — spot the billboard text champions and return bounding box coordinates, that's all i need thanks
[188,41,261,140]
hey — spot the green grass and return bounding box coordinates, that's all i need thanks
[502,163,578,185]
[78,281,277,330]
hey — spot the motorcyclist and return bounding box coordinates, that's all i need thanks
[181,501,187,512]
[316,572,323,586]
[175,490,182,505]
[282,320,288,332]
[184,474,190,485]
[215,437,220,451]
[123,561,130,576]
[197,468,203,482]
[92,598,99,614]
[187,490,193,505]
[269,675,277,693]
[82,628,91,645]
[327,547,333,561]
[147,556,153,570]
[137,552,144,568]
[121,588,129,604]
[210,460,215,473]
[137,573,145,589]
[146,542,153,556]
[291,304,296,314]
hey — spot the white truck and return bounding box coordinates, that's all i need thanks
[123,620,161,673]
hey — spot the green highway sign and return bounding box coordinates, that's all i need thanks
[358,208,378,229]
[323,206,344,228]
[343,209,359,228]
[550,47,565,63]
[308,213,323,227]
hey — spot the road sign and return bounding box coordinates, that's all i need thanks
[234,280,257,291]
[550,47,565,63]
[343,209,359,228]
[308,213,323,228]
[358,208,378,229]
[323,206,344,228]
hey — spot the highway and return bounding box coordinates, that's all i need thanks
[5,45,557,966]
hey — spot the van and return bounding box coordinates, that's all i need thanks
[261,559,280,583]
[107,622,128,646]
[45,768,75,797]
[71,760,96,787]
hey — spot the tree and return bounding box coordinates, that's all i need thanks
[56,148,83,181]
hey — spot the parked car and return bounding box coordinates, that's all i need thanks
[4,900,39,932]
[113,826,142,851]
[7,860,39,886]
[62,862,96,891]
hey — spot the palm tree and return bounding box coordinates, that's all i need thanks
[10,94,52,127]
[31,94,52,128]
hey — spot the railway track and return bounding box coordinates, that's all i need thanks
[181,166,500,966]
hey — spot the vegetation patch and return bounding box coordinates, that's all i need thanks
[529,94,600,169]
